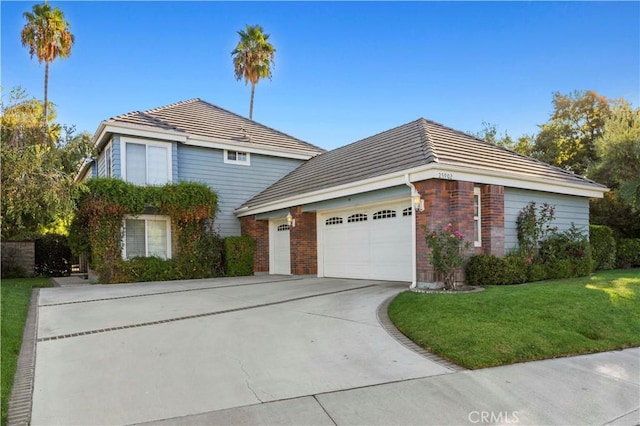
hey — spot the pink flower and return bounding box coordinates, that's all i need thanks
[444,224,452,232]
[526,258,532,264]
[454,230,461,237]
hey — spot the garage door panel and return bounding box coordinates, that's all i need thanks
[321,202,412,282]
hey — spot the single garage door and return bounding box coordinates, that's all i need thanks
[320,202,413,281]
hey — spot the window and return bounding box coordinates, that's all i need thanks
[402,207,412,217]
[105,145,112,177]
[277,224,290,231]
[124,215,171,259]
[325,217,343,225]
[123,140,170,185]
[373,210,396,220]
[347,213,367,223]
[224,150,250,165]
[474,187,481,247]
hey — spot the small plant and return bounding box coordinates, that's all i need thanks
[516,201,557,259]
[424,223,471,290]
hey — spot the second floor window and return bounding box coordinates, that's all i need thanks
[224,150,250,165]
[125,142,170,185]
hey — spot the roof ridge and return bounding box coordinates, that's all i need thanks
[416,118,438,163]
[143,98,202,114]
[195,99,325,153]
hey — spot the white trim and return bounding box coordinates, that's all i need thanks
[186,136,318,160]
[122,214,172,259]
[236,163,607,217]
[474,187,482,248]
[223,149,251,166]
[121,136,173,185]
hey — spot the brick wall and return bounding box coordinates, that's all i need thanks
[289,207,317,275]
[1,242,35,277]
[239,216,269,273]
[481,184,505,256]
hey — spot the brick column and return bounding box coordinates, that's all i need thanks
[481,184,505,256]
[289,207,317,275]
[240,216,269,273]
[415,179,449,283]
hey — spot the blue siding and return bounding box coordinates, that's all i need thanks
[504,188,590,250]
[172,142,178,182]
[177,145,305,236]
[303,186,411,212]
[112,136,121,178]
[97,147,106,177]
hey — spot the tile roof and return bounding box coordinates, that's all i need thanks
[241,118,606,209]
[106,98,324,155]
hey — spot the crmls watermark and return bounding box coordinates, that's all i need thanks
[468,411,520,424]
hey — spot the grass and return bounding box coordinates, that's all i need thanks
[388,268,640,369]
[1,277,52,426]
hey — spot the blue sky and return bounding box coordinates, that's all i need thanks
[2,1,638,150]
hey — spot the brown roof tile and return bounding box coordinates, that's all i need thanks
[241,118,605,209]
[108,98,324,155]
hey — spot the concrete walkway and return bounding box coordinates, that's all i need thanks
[17,276,640,425]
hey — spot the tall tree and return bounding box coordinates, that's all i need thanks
[474,121,534,156]
[1,88,88,239]
[231,24,275,120]
[590,101,640,211]
[21,2,75,124]
[532,90,610,175]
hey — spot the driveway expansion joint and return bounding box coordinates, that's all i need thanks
[37,284,377,342]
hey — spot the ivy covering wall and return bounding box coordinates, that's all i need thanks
[70,178,225,283]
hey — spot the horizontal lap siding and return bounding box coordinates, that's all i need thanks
[504,188,590,250]
[177,145,304,237]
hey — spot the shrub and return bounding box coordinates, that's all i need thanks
[35,233,71,277]
[616,239,640,268]
[504,252,528,284]
[516,201,557,258]
[545,259,572,280]
[526,263,547,283]
[224,236,256,277]
[113,257,176,283]
[589,225,616,270]
[539,224,594,277]
[465,254,507,286]
[424,223,471,289]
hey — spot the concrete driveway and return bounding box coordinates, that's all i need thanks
[30,276,453,425]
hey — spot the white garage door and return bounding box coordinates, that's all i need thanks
[320,202,413,281]
[270,219,291,275]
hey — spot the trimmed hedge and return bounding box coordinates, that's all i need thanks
[224,236,256,277]
[616,239,640,268]
[35,234,72,277]
[590,225,616,270]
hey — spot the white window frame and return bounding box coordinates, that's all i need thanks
[121,137,172,185]
[224,149,251,166]
[474,187,482,247]
[122,214,172,259]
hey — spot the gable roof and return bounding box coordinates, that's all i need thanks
[101,98,324,155]
[238,118,607,213]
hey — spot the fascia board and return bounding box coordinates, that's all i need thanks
[95,122,188,151]
[185,136,319,160]
[236,163,608,217]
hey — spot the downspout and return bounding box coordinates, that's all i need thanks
[404,174,418,289]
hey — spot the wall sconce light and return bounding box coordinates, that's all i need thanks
[412,193,424,212]
[286,212,296,227]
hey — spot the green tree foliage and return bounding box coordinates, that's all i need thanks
[532,90,610,175]
[231,24,276,120]
[1,88,90,240]
[474,122,534,156]
[21,2,75,124]
[590,101,640,211]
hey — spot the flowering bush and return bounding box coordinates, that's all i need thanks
[425,223,471,289]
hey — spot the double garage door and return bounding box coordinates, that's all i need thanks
[319,201,413,282]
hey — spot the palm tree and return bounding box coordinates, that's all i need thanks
[231,24,275,120]
[21,2,75,125]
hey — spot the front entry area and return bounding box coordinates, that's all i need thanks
[269,219,291,275]
[319,201,413,281]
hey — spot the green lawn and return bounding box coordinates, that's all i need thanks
[1,277,52,426]
[388,268,640,369]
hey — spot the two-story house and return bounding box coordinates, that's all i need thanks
[79,98,607,286]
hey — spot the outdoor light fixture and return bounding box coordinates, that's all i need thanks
[286,212,295,227]
[412,193,424,212]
